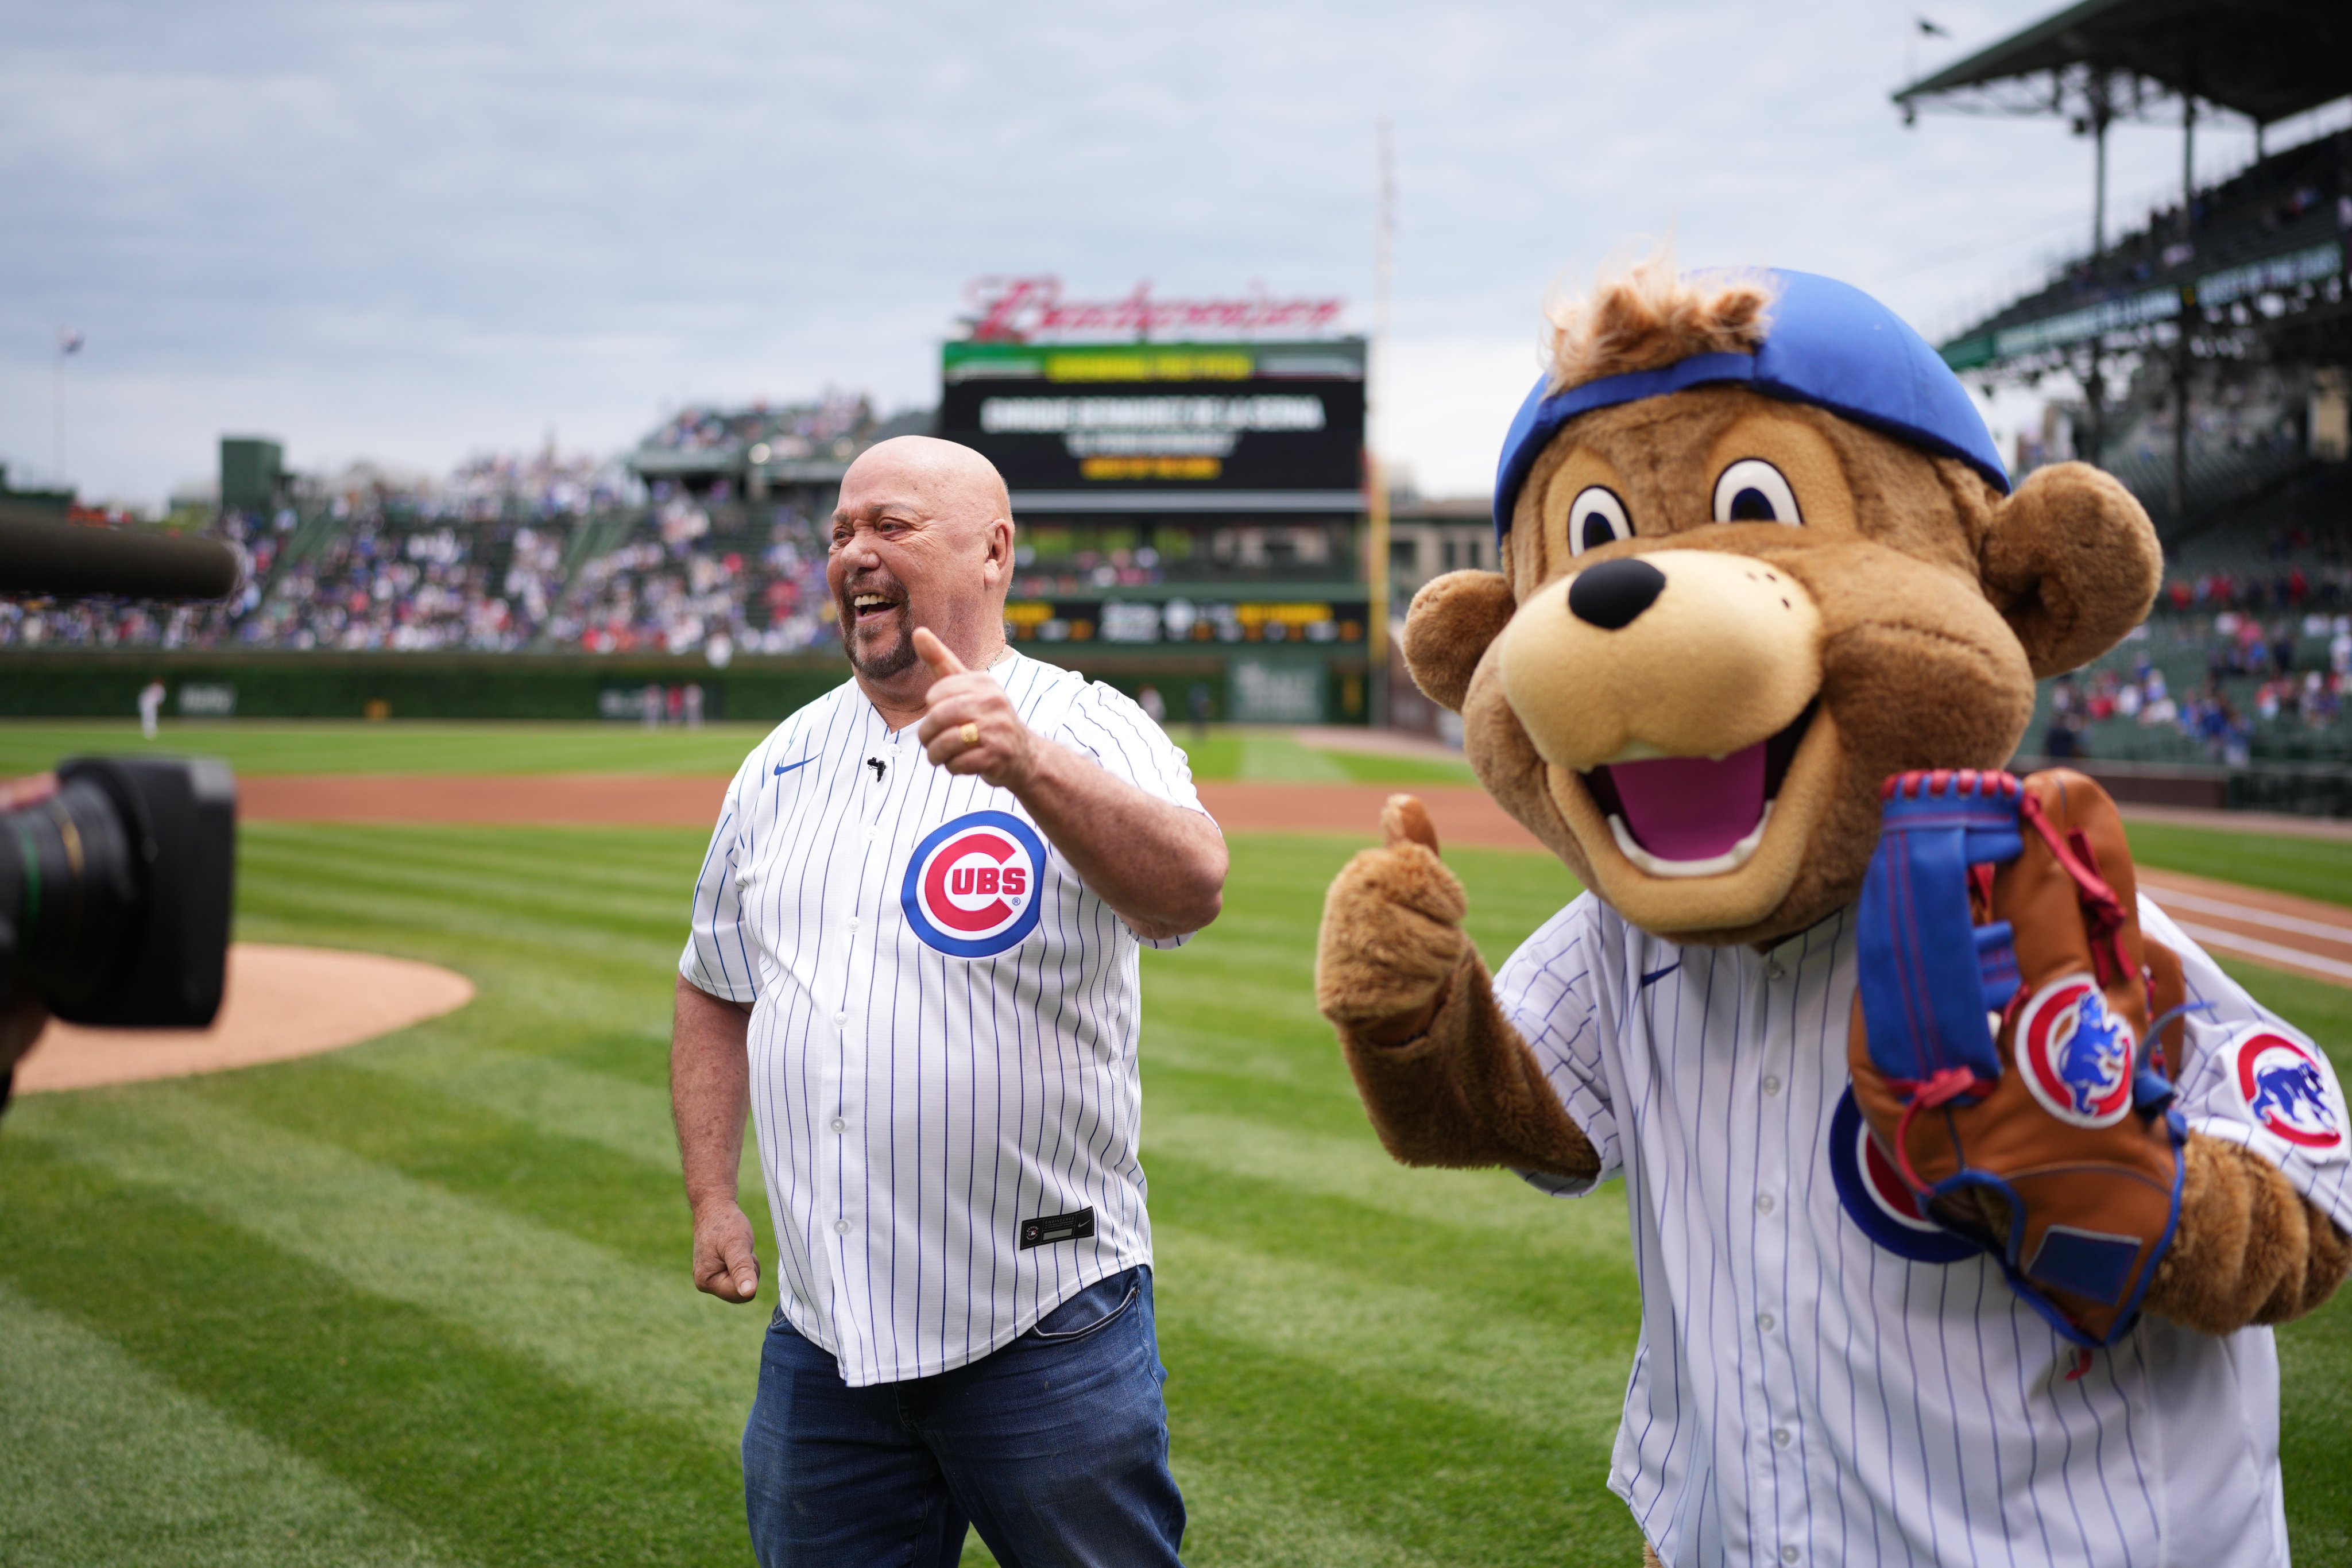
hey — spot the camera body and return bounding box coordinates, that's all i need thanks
[0,757,237,1029]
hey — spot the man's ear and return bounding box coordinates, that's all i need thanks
[1977,462,2160,679]
[1402,570,1515,711]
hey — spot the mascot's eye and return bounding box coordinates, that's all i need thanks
[1565,486,1633,556]
[1711,459,1802,526]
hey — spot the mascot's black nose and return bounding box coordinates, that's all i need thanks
[1567,557,1666,630]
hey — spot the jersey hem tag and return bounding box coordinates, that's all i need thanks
[1019,1208,1096,1249]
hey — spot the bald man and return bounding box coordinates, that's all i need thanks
[672,436,1225,1567]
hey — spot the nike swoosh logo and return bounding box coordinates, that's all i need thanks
[772,757,815,777]
[1639,962,1681,989]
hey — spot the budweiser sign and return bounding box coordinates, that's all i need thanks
[964,276,1346,343]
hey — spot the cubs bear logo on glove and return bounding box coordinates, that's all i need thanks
[1848,766,2190,1349]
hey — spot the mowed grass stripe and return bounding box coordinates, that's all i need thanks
[0,718,775,777]
[25,1090,767,1448]
[0,1285,453,1568]
[1161,1323,1640,1566]
[0,717,1479,785]
[1158,1222,1631,1436]
[0,1137,753,1568]
[171,1058,701,1272]
[1148,1108,1635,1263]
[241,822,710,901]
[239,823,703,913]
[347,1032,684,1171]
[239,841,695,962]
[1152,1453,1454,1568]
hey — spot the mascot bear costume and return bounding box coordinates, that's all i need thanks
[1316,252,2352,1566]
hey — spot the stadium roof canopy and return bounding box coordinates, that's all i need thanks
[1893,0,2352,126]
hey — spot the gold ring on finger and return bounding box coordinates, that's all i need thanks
[961,721,980,746]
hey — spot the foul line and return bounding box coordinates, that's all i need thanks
[2166,920,2352,985]
[2144,886,2352,949]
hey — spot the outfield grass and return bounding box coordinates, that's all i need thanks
[0,719,1475,787]
[0,826,1626,1567]
[0,797,2342,1564]
[2125,820,2352,911]
[0,719,776,776]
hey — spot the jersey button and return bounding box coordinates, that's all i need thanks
[1755,1194,1775,1214]
[1772,1427,1792,1448]
[1781,1548,1800,1564]
[830,1117,846,1133]
[834,1219,850,1234]
[1762,1075,1782,1096]
[1765,961,1787,982]
[845,915,861,931]
[1757,1313,1775,1333]
[833,1011,848,1028]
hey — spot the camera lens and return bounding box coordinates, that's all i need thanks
[0,779,142,1015]
[0,757,236,1029]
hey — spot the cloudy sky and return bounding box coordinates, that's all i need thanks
[1,0,2329,509]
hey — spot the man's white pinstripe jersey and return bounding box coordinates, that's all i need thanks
[1503,890,2350,1568]
[680,651,1209,1388]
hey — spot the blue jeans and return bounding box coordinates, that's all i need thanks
[742,1265,1184,1567]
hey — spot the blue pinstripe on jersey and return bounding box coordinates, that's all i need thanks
[1500,892,2340,1567]
[681,652,1208,1388]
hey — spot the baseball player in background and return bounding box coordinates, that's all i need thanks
[671,436,1227,1568]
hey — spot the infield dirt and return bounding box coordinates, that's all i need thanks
[16,943,475,1093]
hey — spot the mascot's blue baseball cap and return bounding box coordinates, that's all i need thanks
[1491,269,2008,539]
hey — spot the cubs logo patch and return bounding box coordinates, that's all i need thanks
[2014,974,2134,1129]
[2222,1026,2347,1162]
[1829,1087,1980,1264]
[901,811,1047,958]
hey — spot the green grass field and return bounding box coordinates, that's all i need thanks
[0,726,2345,1565]
[2123,820,2352,912]
[0,719,1477,787]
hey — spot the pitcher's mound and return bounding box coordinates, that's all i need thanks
[14,943,475,1094]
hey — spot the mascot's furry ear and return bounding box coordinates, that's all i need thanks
[1977,461,2161,679]
[1402,570,1516,711]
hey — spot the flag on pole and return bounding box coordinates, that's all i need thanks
[1917,16,1951,36]
[59,329,84,356]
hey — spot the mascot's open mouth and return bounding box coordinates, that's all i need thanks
[1581,701,1817,878]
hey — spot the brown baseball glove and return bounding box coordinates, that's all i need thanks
[1848,767,2190,1349]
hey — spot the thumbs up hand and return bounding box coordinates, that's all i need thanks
[914,627,1037,788]
[1316,794,1471,1048]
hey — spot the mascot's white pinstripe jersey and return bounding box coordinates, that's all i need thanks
[1508,893,2351,1568]
[681,652,1206,1388]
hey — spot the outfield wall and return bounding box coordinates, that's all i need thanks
[0,646,1371,725]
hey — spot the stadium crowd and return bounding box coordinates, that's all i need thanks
[2044,605,2352,767]
[0,435,860,658]
[544,501,837,659]
[639,393,874,462]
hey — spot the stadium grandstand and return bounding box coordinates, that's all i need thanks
[0,371,1380,725]
[1897,0,2352,811]
[0,406,868,664]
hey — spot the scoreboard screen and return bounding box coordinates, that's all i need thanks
[941,340,1366,492]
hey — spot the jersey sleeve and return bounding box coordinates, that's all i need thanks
[1054,681,1209,818]
[678,752,762,1003]
[2141,897,2352,1233]
[1052,680,1214,951]
[1494,893,1620,1196]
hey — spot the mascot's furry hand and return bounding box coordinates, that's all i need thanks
[1317,795,1468,1047]
[1317,796,1597,1181]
